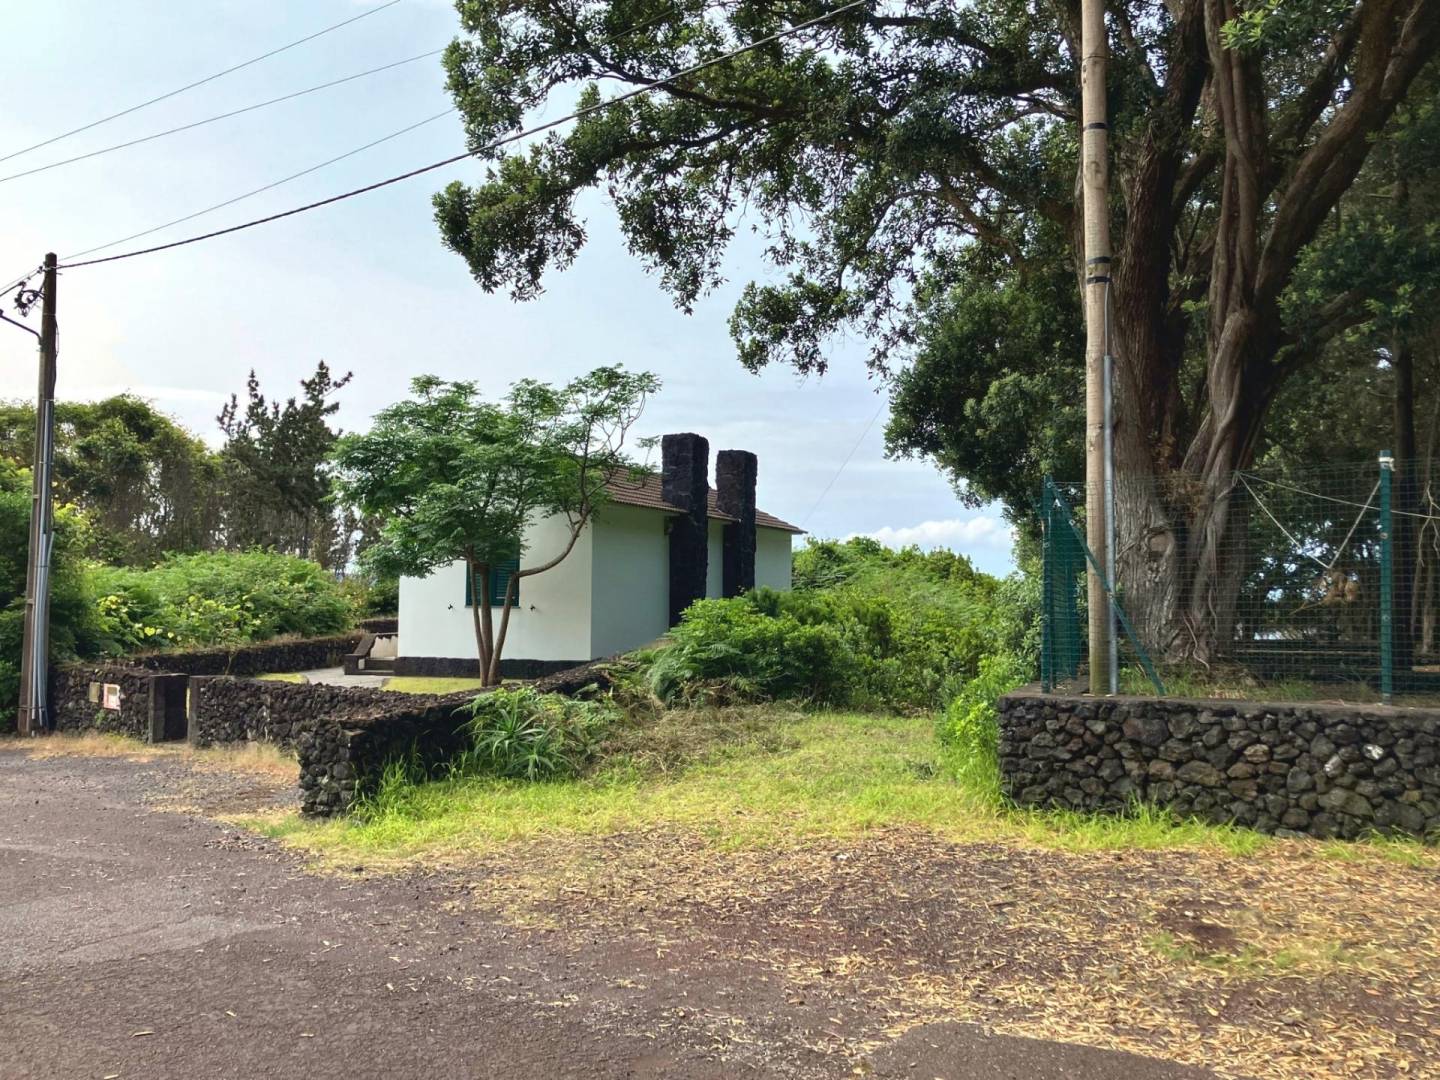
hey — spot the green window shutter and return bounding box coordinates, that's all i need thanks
[490,555,520,607]
[464,556,520,607]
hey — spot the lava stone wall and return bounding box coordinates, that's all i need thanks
[391,655,590,680]
[188,676,477,815]
[998,689,1440,840]
[127,633,363,677]
[50,664,156,738]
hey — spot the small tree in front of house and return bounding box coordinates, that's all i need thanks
[332,367,658,685]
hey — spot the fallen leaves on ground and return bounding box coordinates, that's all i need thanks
[446,829,1440,1080]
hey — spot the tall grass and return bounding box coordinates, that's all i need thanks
[260,708,1311,866]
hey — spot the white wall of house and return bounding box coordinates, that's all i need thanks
[589,504,670,658]
[398,512,595,664]
[756,527,794,591]
[400,510,796,663]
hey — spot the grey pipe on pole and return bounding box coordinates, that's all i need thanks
[17,253,57,736]
[1104,326,1118,695]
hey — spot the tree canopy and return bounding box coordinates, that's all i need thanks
[0,395,221,563]
[218,361,355,569]
[331,366,658,684]
[434,0,1440,660]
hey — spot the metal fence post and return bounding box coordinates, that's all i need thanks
[1041,476,1054,692]
[1380,450,1394,704]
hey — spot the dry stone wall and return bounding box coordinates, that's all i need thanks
[50,640,616,818]
[126,633,362,677]
[998,689,1440,839]
[187,676,476,814]
[50,664,157,739]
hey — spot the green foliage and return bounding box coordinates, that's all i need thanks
[218,363,356,569]
[354,689,619,817]
[648,596,851,705]
[648,538,1036,711]
[938,651,1031,800]
[0,463,99,725]
[332,366,658,681]
[351,746,430,820]
[339,571,399,618]
[461,687,616,780]
[86,550,352,653]
[0,395,222,563]
[884,231,1084,523]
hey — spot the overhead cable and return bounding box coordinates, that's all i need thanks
[0,0,404,163]
[56,0,869,271]
[0,48,444,184]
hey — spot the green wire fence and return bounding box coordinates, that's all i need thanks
[1040,453,1434,706]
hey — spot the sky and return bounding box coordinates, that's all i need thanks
[0,0,1016,575]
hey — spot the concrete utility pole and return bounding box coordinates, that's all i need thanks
[18,253,58,736]
[1080,0,1113,695]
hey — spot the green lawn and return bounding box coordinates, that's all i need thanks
[254,672,306,684]
[248,707,1421,869]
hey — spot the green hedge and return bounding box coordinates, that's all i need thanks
[643,538,1038,713]
[0,465,100,725]
[87,550,352,654]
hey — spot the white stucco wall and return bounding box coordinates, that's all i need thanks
[589,504,671,658]
[398,512,594,663]
[755,527,794,591]
[400,508,795,663]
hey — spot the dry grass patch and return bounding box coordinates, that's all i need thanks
[233,704,1439,1077]
[11,731,167,760]
[437,829,1440,1080]
[5,731,295,783]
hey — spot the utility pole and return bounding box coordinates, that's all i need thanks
[1081,0,1113,696]
[18,253,57,736]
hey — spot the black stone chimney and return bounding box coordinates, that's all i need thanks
[662,432,709,626]
[716,450,757,597]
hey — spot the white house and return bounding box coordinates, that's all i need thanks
[394,433,801,677]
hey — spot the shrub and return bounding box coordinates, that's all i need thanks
[339,571,398,618]
[647,597,852,705]
[649,562,1022,712]
[0,464,100,725]
[460,687,616,780]
[87,549,352,653]
[938,651,1030,798]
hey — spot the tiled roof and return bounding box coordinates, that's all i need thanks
[603,472,804,533]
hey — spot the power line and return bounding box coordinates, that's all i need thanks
[61,109,458,263]
[0,49,444,185]
[802,397,886,528]
[0,0,693,292]
[55,0,869,271]
[0,0,404,164]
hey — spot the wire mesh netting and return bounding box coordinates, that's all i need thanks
[1040,457,1440,706]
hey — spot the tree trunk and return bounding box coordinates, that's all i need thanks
[1110,395,1260,667]
[487,577,520,687]
[467,556,497,685]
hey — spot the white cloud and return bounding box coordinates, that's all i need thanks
[852,516,1016,552]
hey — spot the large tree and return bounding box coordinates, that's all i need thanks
[331,367,657,685]
[433,0,1440,660]
[0,395,222,563]
[218,362,353,568]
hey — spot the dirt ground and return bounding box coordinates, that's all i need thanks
[2,740,1436,1079]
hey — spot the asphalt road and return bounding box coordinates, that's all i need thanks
[0,747,1220,1080]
